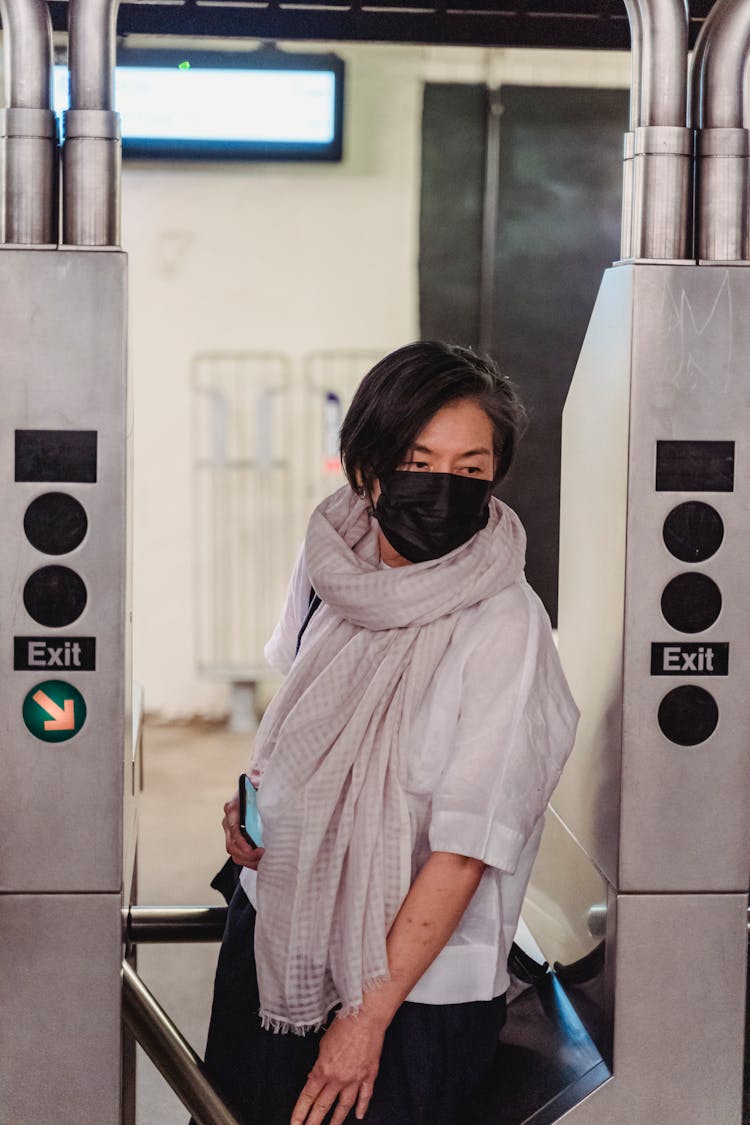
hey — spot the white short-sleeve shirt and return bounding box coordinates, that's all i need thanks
[241,543,578,1005]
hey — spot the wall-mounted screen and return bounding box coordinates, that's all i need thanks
[53,49,345,161]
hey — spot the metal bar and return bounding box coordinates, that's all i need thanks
[623,0,692,259]
[125,905,228,943]
[121,960,242,1125]
[48,2,641,48]
[63,0,122,245]
[619,0,641,257]
[479,87,502,355]
[634,0,688,128]
[0,0,57,244]
[692,0,750,260]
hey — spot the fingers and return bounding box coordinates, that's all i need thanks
[330,1085,359,1125]
[354,1082,374,1121]
[222,795,264,868]
[290,1077,325,1125]
[291,1081,358,1125]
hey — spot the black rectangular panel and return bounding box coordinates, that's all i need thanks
[14,636,96,671]
[655,440,734,492]
[650,642,728,676]
[15,430,97,483]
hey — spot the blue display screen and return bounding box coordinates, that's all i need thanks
[53,52,344,161]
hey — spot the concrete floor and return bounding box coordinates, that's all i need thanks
[134,720,250,1125]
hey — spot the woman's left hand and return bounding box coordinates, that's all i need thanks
[290,1009,385,1125]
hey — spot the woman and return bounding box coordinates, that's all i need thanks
[204,341,579,1125]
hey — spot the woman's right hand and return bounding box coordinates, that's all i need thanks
[222,792,265,869]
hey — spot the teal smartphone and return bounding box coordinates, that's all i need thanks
[238,773,264,849]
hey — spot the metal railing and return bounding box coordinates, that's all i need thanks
[122,904,239,1125]
[123,899,750,1125]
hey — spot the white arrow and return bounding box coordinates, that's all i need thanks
[32,689,76,731]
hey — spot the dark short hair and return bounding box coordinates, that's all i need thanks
[340,341,526,495]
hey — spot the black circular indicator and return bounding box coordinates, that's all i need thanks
[658,685,719,746]
[23,566,87,628]
[661,572,721,633]
[663,502,724,563]
[24,493,88,555]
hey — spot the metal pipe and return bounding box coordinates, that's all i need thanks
[63,0,121,246]
[697,0,750,129]
[125,905,228,943]
[122,961,242,1125]
[479,88,502,354]
[689,0,720,130]
[619,0,642,259]
[0,0,51,109]
[636,0,688,128]
[692,0,750,260]
[625,0,692,260]
[0,0,57,244]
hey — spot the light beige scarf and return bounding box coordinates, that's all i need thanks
[253,485,526,1033]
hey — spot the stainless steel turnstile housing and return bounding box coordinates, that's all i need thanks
[0,249,132,1123]
[551,261,750,1123]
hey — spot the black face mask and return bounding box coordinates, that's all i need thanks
[374,471,493,563]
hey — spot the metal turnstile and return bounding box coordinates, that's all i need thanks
[495,0,750,1120]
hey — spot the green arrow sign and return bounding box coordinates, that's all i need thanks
[22,680,87,743]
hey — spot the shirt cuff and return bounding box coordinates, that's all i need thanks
[429,809,527,874]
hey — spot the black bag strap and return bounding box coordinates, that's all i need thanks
[295,586,322,656]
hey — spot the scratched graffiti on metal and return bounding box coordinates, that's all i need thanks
[662,270,734,394]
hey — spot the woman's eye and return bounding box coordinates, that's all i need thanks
[461,466,481,475]
[402,460,429,471]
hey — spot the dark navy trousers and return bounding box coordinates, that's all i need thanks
[201,884,507,1125]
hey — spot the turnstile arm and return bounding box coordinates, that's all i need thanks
[121,960,241,1125]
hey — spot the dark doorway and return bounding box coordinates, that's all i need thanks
[420,83,628,621]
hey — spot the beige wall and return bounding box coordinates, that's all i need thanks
[122,42,630,718]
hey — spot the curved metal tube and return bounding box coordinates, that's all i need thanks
[620,0,642,258]
[63,0,121,245]
[621,0,691,259]
[635,0,688,127]
[694,0,750,129]
[689,0,720,129]
[122,962,241,1125]
[68,0,118,110]
[692,0,750,260]
[0,0,57,243]
[624,0,643,132]
[0,0,52,109]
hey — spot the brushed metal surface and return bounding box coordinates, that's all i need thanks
[122,961,241,1125]
[632,0,688,129]
[555,262,750,893]
[691,0,750,260]
[0,893,122,1124]
[0,249,129,893]
[695,127,750,261]
[631,126,693,260]
[0,0,53,109]
[555,893,747,1124]
[68,0,118,111]
[0,123,58,245]
[694,0,750,130]
[0,0,58,245]
[619,0,691,260]
[620,262,750,891]
[62,124,121,247]
[553,265,632,887]
[64,0,121,246]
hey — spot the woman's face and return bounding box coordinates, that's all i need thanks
[397,398,495,480]
[372,398,496,566]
